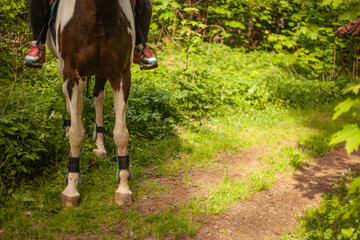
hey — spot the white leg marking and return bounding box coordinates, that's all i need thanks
[113,84,131,195]
[116,170,131,195]
[62,81,71,137]
[62,172,80,198]
[68,79,86,157]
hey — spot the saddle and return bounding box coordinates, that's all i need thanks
[49,0,136,21]
[50,0,137,5]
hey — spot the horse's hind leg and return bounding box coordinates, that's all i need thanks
[61,70,87,207]
[93,75,107,159]
[110,70,132,205]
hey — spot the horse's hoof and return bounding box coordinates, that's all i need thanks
[61,194,80,207]
[115,193,132,206]
[93,149,107,159]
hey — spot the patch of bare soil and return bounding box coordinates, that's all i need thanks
[185,147,360,240]
[134,147,265,214]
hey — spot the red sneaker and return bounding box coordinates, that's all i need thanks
[133,45,158,70]
[24,45,46,68]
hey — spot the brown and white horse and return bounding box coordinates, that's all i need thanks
[336,16,360,37]
[46,0,135,206]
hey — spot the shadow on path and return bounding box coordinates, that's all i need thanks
[185,147,360,240]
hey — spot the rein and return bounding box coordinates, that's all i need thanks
[343,18,360,37]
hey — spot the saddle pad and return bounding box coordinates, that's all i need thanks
[50,0,59,21]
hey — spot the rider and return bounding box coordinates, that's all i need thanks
[24,0,158,70]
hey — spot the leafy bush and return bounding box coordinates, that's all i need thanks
[151,0,359,78]
[0,73,67,195]
[134,44,348,118]
[127,85,182,139]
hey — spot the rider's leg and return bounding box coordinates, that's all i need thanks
[133,0,158,69]
[24,0,50,68]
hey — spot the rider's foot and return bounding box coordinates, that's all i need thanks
[24,44,46,68]
[133,44,158,70]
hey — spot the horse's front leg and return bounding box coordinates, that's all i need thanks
[61,72,87,207]
[93,75,107,159]
[110,71,132,205]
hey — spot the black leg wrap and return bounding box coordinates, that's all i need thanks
[68,157,80,173]
[116,150,132,182]
[118,155,129,170]
[64,152,82,185]
[93,123,106,143]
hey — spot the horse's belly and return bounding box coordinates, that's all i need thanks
[68,41,132,77]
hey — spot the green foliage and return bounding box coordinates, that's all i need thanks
[0,66,67,195]
[330,82,360,153]
[330,123,360,153]
[127,85,182,139]
[0,0,29,86]
[151,0,359,78]
[328,80,360,240]
[322,0,360,19]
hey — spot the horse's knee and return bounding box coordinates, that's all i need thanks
[113,127,129,153]
[69,125,85,147]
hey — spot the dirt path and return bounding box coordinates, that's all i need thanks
[134,147,265,214]
[184,147,360,240]
[130,144,360,240]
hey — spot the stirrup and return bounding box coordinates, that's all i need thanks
[140,63,159,70]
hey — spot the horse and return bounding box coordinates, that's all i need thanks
[46,0,135,207]
[336,16,360,37]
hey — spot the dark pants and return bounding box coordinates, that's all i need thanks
[29,0,50,44]
[135,0,152,45]
[29,0,152,45]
